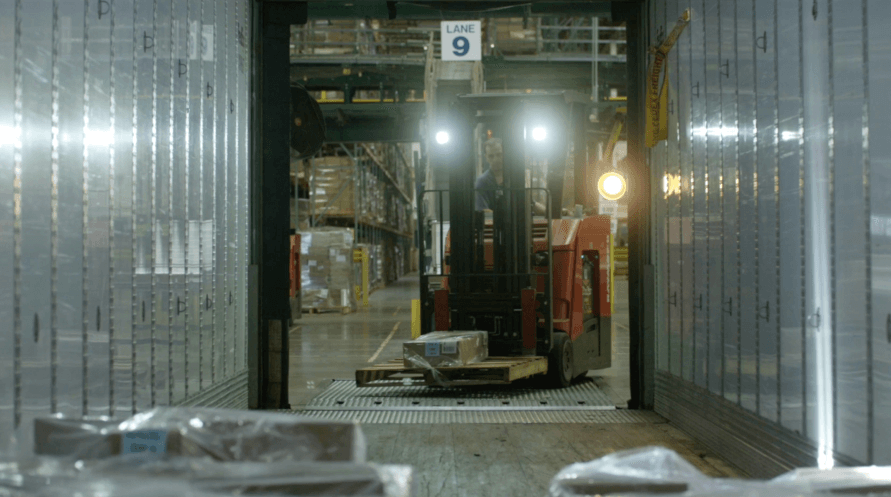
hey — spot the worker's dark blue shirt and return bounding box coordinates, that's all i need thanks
[475,169,502,211]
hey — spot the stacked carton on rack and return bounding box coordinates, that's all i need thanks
[310,156,355,218]
[300,228,357,313]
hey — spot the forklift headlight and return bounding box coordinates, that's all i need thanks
[435,131,450,145]
[531,127,547,141]
[598,171,627,201]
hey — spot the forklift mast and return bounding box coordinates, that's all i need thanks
[420,91,599,360]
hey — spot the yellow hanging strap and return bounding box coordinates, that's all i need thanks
[645,9,691,148]
[411,299,421,339]
[657,60,670,142]
[602,109,626,165]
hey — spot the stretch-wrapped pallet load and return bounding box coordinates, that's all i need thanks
[548,446,891,497]
[311,157,355,218]
[300,228,357,313]
[373,244,384,289]
[291,198,311,232]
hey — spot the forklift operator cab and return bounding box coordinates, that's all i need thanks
[421,92,612,388]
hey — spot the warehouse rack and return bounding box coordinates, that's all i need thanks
[297,142,416,292]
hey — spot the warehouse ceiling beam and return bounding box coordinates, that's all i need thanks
[319,101,424,143]
[291,65,426,94]
[482,58,626,93]
[302,1,615,20]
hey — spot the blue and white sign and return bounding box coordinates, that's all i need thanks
[441,21,481,61]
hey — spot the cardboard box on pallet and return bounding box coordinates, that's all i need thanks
[403,331,489,369]
[33,407,366,463]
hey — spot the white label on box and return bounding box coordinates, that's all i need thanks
[425,342,441,357]
[442,341,457,354]
[337,255,346,263]
[441,21,481,61]
[121,430,168,459]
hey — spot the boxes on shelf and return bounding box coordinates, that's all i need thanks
[299,228,357,312]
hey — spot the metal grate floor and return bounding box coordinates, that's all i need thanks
[285,409,659,424]
[302,379,616,411]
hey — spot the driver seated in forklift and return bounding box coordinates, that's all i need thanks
[475,138,548,215]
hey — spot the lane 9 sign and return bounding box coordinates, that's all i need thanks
[440,21,482,61]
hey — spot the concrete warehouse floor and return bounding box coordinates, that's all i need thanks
[287,274,740,497]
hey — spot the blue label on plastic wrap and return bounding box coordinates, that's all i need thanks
[425,341,441,357]
[121,430,168,458]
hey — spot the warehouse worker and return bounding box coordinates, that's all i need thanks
[475,138,548,215]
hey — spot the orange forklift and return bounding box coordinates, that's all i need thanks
[357,92,612,388]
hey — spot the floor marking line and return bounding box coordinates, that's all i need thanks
[392,306,402,316]
[368,322,401,363]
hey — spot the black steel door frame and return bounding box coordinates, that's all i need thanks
[249,1,309,410]
[612,1,654,410]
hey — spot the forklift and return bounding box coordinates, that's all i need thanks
[357,91,612,388]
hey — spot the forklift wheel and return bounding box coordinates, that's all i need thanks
[548,333,573,388]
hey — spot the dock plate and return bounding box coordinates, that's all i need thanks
[306,378,615,411]
[356,356,548,388]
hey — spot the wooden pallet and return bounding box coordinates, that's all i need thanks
[303,306,352,315]
[355,356,548,388]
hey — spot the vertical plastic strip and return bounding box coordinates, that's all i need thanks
[228,0,238,377]
[866,0,891,465]
[752,0,780,423]
[798,0,809,441]
[187,0,201,397]
[49,0,60,415]
[86,0,114,418]
[689,0,709,389]
[735,0,757,414]
[676,0,694,384]
[211,0,219,384]
[170,0,188,404]
[181,0,193,401]
[19,0,54,435]
[112,0,136,418]
[154,0,171,407]
[0,0,16,446]
[12,0,22,431]
[56,0,87,418]
[860,0,872,464]
[221,0,230,379]
[239,0,249,374]
[200,0,214,389]
[775,0,806,434]
[703,0,722,396]
[718,0,739,404]
[801,0,834,465]
[829,0,869,463]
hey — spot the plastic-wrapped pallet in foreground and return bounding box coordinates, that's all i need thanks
[0,458,416,496]
[33,406,366,464]
[549,446,891,497]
